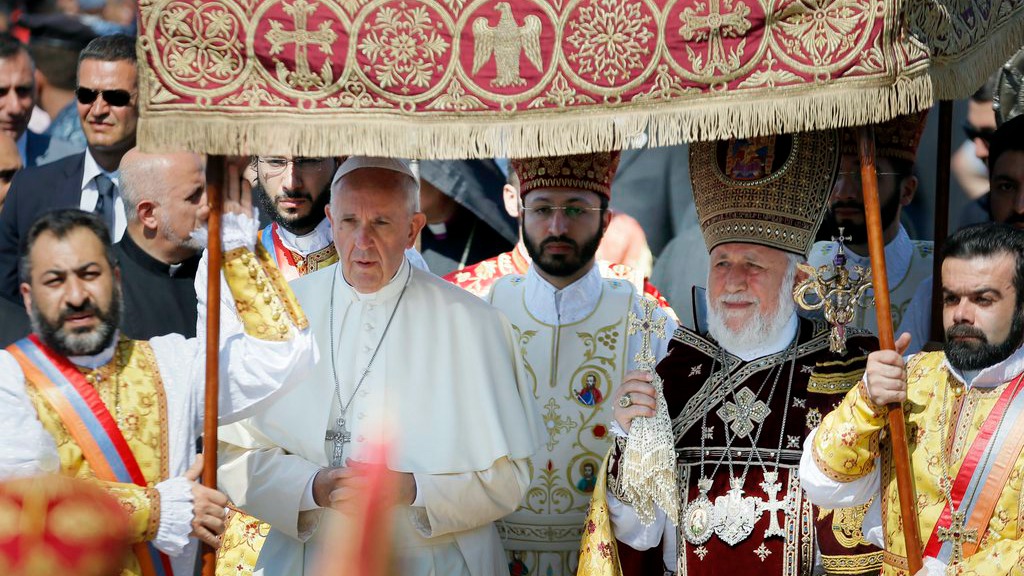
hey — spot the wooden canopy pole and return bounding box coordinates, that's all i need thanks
[930,101,953,343]
[201,155,225,576]
[857,127,924,573]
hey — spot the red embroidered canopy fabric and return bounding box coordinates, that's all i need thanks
[136,0,1024,158]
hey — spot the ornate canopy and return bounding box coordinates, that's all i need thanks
[136,0,1024,158]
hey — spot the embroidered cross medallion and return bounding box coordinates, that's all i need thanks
[717,387,770,437]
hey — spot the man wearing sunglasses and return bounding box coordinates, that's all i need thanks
[0,34,138,302]
[807,113,933,336]
[0,33,77,168]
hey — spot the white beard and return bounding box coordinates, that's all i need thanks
[706,282,796,358]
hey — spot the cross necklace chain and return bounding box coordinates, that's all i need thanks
[325,267,411,467]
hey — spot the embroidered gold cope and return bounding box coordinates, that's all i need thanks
[489,274,633,576]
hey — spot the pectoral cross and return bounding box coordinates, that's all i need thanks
[325,416,351,467]
[937,510,978,571]
[758,471,788,538]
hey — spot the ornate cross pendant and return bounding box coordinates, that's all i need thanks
[937,510,978,571]
[325,416,351,467]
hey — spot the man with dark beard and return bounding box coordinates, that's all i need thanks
[484,152,675,576]
[254,155,341,280]
[0,207,315,576]
[597,132,883,576]
[808,113,933,334]
[803,223,1024,575]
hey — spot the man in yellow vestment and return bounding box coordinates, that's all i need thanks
[803,223,1024,575]
[0,200,314,576]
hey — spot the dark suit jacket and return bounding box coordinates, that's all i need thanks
[0,152,86,301]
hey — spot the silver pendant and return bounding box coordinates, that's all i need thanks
[683,493,715,545]
[758,471,788,539]
[713,477,759,546]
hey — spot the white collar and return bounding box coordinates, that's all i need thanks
[338,257,411,303]
[944,342,1024,389]
[67,332,119,370]
[725,313,799,362]
[81,148,119,191]
[844,226,914,289]
[275,218,332,255]
[524,263,603,325]
[16,131,26,163]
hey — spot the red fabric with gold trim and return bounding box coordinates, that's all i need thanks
[0,475,131,576]
[135,0,1024,158]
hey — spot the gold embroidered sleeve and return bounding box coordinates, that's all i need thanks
[223,245,309,341]
[101,481,161,543]
[813,380,887,482]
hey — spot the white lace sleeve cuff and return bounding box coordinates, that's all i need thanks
[153,476,194,556]
[191,209,259,252]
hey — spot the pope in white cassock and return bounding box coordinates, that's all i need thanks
[217,156,543,576]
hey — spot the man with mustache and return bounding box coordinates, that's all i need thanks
[0,34,139,302]
[802,223,1024,575]
[254,155,341,280]
[113,148,208,340]
[896,113,1024,353]
[808,113,933,334]
[596,132,883,576]
[0,201,316,576]
[483,152,675,576]
[444,166,673,311]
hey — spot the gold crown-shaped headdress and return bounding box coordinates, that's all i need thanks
[511,151,620,198]
[690,131,840,256]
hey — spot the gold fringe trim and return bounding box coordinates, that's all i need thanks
[929,16,1024,101]
[137,77,934,159]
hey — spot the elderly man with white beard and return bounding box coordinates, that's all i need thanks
[591,132,884,576]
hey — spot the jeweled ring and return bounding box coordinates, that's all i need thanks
[618,394,633,408]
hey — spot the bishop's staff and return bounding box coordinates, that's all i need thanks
[857,127,924,573]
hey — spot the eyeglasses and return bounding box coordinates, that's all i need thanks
[522,205,603,220]
[258,157,332,176]
[963,123,995,144]
[76,87,133,107]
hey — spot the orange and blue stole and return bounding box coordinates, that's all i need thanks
[7,335,174,576]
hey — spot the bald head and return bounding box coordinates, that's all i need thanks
[119,148,208,263]
[120,148,205,220]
